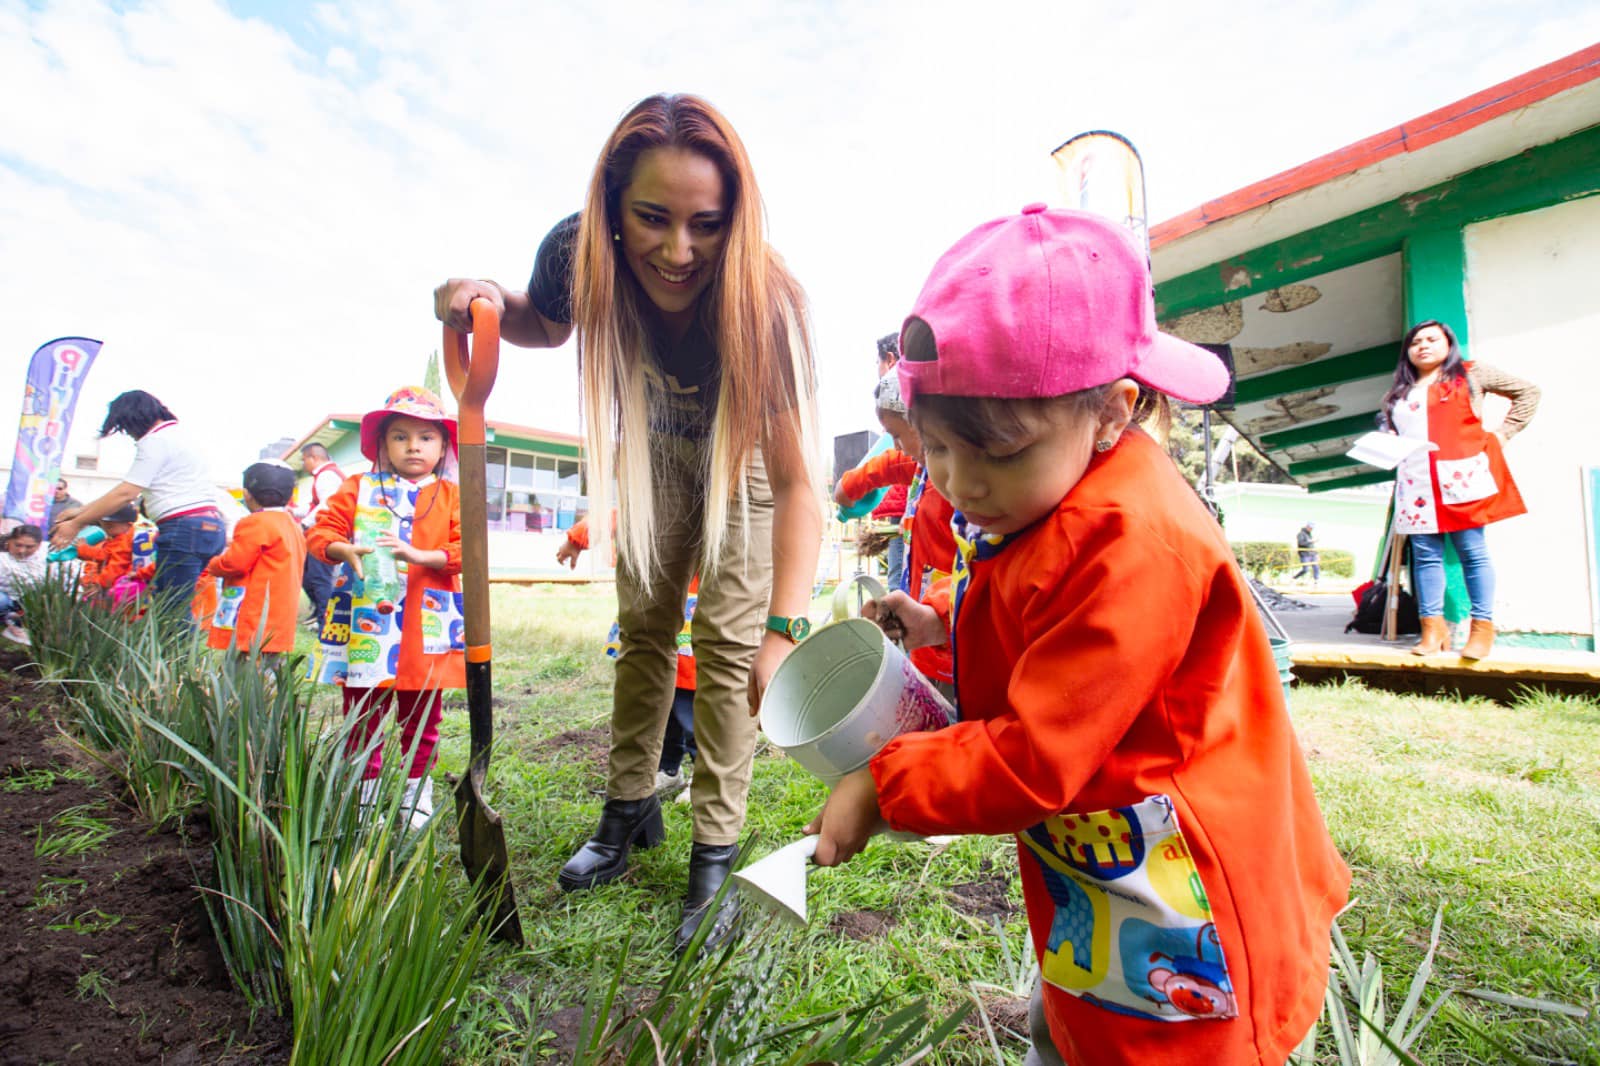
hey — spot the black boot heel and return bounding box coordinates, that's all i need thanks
[558,795,665,892]
[675,842,743,957]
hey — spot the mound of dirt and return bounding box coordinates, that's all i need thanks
[0,655,290,1065]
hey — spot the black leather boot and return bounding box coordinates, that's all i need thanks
[674,842,742,957]
[557,795,665,892]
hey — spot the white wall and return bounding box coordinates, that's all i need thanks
[1465,193,1600,637]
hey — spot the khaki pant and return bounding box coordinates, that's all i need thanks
[608,436,773,845]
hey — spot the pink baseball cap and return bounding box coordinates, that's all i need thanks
[897,204,1227,406]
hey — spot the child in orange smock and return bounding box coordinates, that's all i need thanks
[307,387,465,827]
[200,461,306,658]
[808,206,1350,1066]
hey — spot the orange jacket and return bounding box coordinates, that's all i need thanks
[204,510,306,654]
[77,529,134,590]
[307,475,465,690]
[870,429,1348,1065]
[838,448,918,502]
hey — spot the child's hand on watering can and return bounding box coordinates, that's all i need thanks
[805,767,887,866]
[325,541,373,580]
[864,592,946,650]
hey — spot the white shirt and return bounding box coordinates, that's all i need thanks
[297,461,347,528]
[124,421,217,521]
[0,550,47,595]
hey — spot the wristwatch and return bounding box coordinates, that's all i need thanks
[764,614,812,643]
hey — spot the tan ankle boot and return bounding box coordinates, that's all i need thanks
[1410,616,1447,655]
[1460,619,1495,660]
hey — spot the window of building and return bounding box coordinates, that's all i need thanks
[483,444,587,532]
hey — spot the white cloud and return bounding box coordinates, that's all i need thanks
[3,0,1597,493]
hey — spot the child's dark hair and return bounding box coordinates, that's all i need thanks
[876,333,900,364]
[910,386,1170,452]
[6,524,43,544]
[100,390,177,439]
[242,462,297,508]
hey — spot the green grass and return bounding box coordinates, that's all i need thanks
[33,803,116,859]
[425,586,1600,1065]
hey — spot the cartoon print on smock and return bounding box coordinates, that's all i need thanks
[131,527,158,569]
[605,588,697,661]
[211,579,244,633]
[310,473,464,688]
[1018,795,1236,1022]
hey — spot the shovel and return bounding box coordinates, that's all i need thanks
[444,297,524,945]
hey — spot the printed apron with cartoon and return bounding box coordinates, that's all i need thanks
[310,473,465,687]
[950,517,1237,1023]
[1392,376,1526,536]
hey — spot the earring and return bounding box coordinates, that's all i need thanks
[1095,439,1114,453]
[612,231,621,242]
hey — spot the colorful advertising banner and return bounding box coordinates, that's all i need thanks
[4,337,102,524]
[1051,130,1149,255]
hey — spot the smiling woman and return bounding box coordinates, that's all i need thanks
[433,93,823,958]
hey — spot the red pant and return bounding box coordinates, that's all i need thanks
[341,687,442,780]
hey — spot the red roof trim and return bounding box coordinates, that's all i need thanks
[1151,43,1600,248]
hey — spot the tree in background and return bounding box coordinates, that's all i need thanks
[423,349,442,399]
[1164,408,1291,487]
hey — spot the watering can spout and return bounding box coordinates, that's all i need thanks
[732,836,820,926]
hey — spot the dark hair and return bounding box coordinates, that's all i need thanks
[1379,320,1467,428]
[909,386,1169,453]
[242,462,297,508]
[99,390,177,439]
[300,442,329,458]
[876,333,900,364]
[102,503,139,524]
[7,524,43,544]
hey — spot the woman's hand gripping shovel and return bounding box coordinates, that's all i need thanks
[444,298,524,945]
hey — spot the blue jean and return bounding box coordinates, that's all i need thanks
[0,590,17,622]
[885,533,906,592]
[1410,527,1494,620]
[151,511,226,617]
[302,554,335,625]
[658,686,699,775]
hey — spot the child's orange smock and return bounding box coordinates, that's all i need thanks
[307,475,465,690]
[205,509,306,654]
[77,529,133,590]
[869,429,1349,1066]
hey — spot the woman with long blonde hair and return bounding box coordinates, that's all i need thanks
[435,93,822,955]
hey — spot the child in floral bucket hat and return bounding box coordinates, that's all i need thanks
[307,386,466,829]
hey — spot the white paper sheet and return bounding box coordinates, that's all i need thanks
[1346,432,1437,471]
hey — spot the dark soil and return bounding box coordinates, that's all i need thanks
[529,726,610,780]
[0,654,291,1065]
[829,909,897,940]
[946,874,1020,921]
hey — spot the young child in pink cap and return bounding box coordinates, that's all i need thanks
[807,205,1350,1066]
[307,386,466,829]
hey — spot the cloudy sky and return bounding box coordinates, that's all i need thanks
[5,0,1598,485]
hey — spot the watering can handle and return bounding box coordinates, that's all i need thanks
[832,573,888,623]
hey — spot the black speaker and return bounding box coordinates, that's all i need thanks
[833,430,874,478]
[1198,343,1236,410]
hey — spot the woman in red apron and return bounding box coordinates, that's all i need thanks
[1380,321,1540,660]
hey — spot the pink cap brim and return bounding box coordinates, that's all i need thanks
[1129,332,1230,406]
[360,411,458,463]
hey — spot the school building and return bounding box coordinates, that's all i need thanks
[1150,44,1600,650]
[284,414,602,579]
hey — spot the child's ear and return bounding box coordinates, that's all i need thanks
[1096,379,1141,446]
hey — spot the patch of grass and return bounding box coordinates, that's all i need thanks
[74,968,114,1007]
[33,804,116,859]
[1,755,96,794]
[48,908,124,935]
[30,875,87,911]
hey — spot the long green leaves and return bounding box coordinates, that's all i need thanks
[15,576,492,1061]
